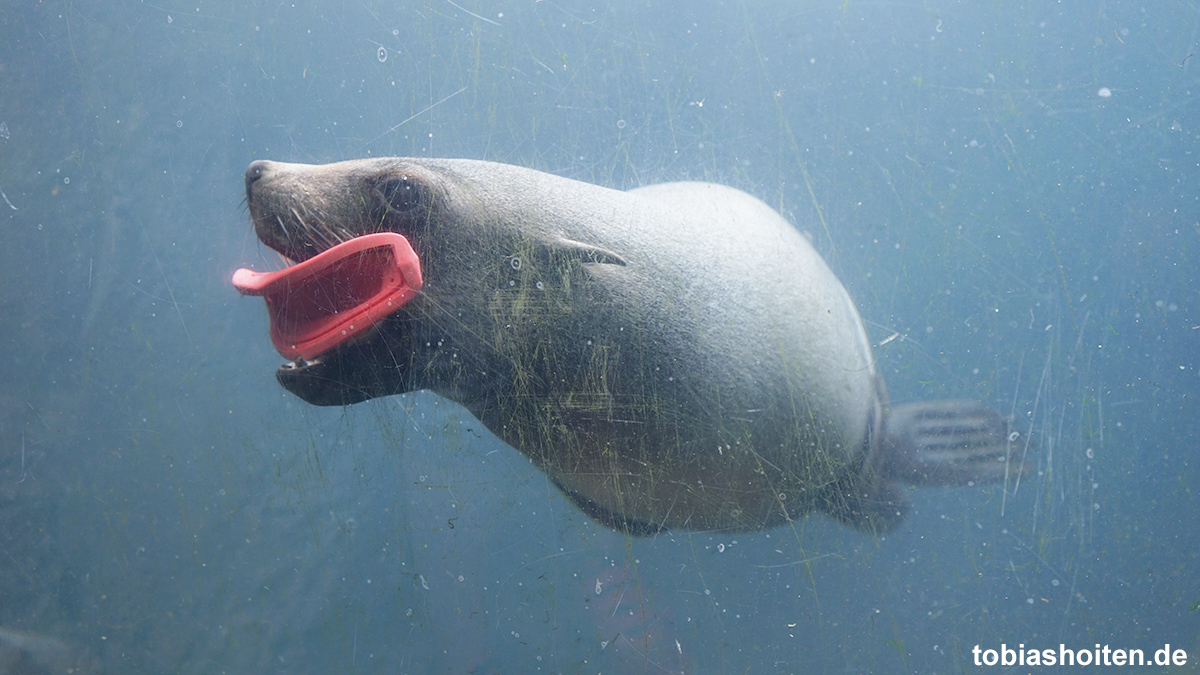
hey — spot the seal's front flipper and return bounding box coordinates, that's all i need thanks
[882,400,1026,486]
[552,237,628,266]
[552,480,665,536]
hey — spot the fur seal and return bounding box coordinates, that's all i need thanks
[237,158,1024,534]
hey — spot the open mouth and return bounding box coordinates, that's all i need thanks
[232,232,422,362]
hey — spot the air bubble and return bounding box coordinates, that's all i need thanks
[616,119,626,129]
[510,256,521,270]
[377,47,388,62]
[1008,431,1019,442]
[1085,447,1094,459]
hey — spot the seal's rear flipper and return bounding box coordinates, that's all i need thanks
[882,400,1026,486]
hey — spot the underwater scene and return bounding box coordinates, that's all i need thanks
[1,1,1198,673]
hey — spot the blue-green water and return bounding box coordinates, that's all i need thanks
[1,1,1197,672]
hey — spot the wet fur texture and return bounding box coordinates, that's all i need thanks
[243,158,1022,534]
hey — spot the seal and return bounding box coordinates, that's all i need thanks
[237,157,1025,534]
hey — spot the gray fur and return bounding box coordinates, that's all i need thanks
[243,158,1022,534]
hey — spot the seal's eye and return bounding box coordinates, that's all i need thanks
[377,175,424,215]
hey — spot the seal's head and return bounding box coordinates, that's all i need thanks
[244,158,440,266]
[240,159,462,406]
[238,158,626,408]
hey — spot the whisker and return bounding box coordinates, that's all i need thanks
[290,207,337,251]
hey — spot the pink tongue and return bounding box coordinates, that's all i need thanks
[232,233,422,361]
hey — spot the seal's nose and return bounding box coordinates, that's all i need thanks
[245,160,272,197]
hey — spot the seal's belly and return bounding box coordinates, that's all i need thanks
[472,180,878,531]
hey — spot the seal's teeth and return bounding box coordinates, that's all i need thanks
[281,357,321,370]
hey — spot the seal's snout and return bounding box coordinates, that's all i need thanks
[245,160,272,196]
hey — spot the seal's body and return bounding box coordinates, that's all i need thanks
[241,158,1022,534]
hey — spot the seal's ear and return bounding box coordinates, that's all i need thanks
[553,237,628,266]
